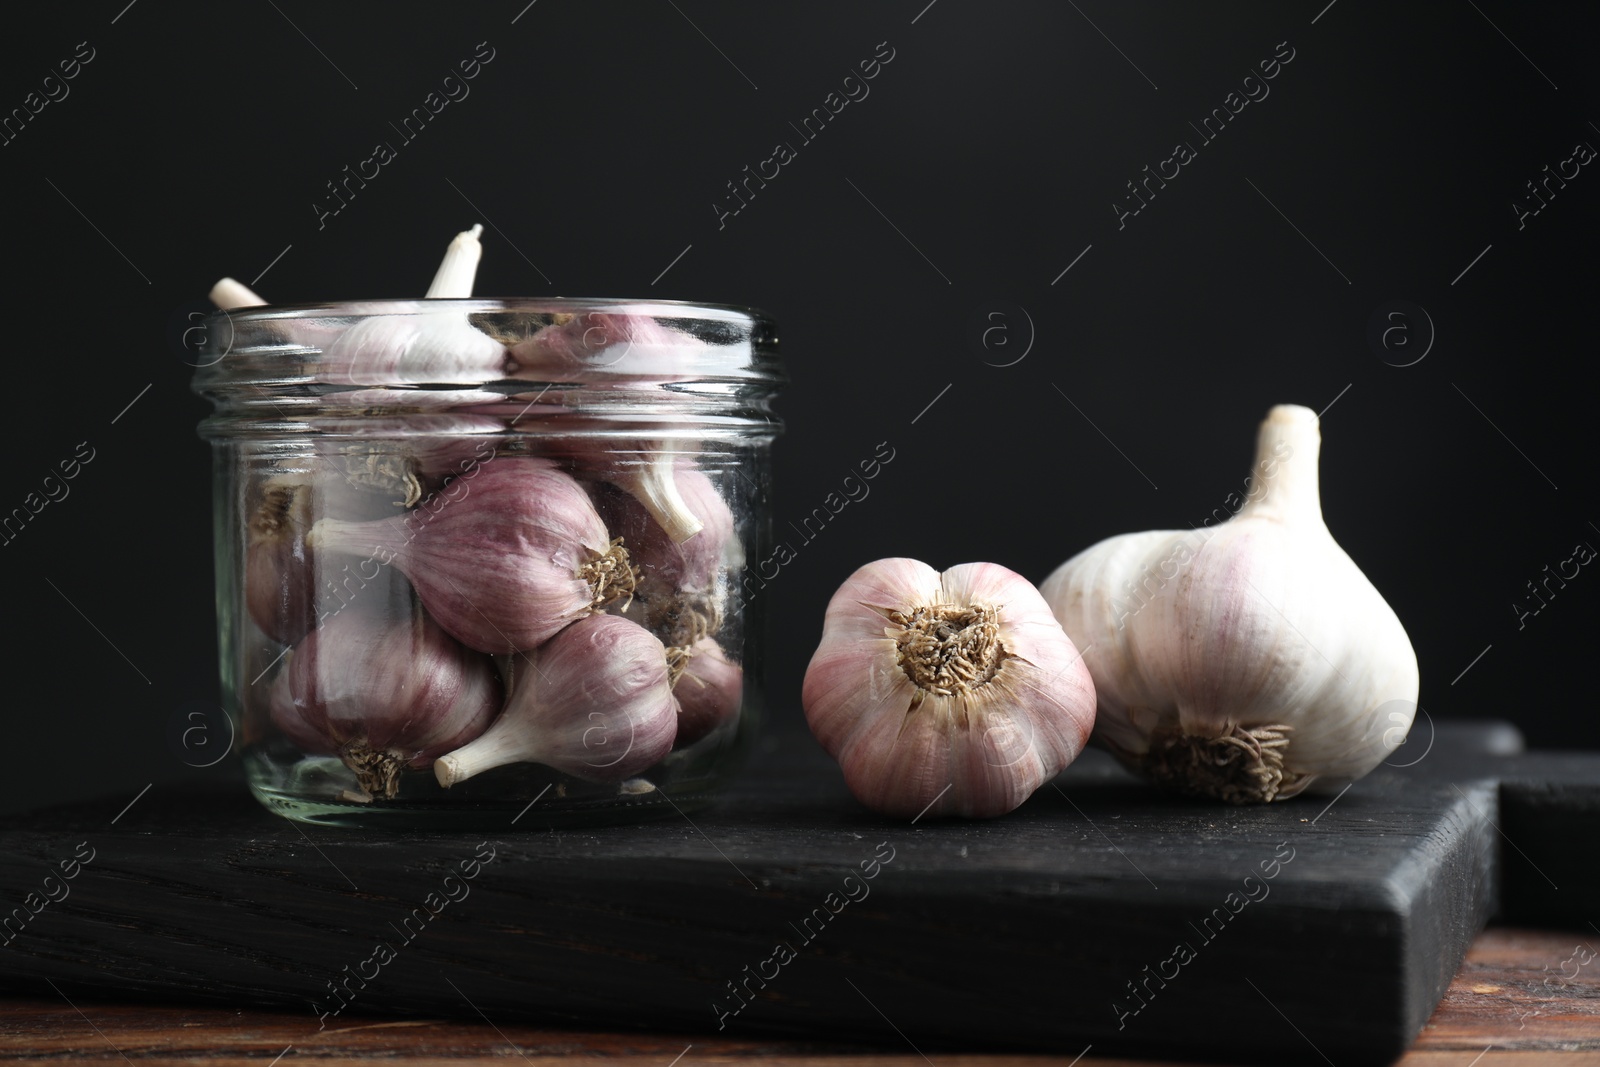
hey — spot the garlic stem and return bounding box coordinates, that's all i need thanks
[209,277,266,309]
[1237,404,1324,526]
[623,450,705,543]
[433,739,504,787]
[425,224,485,298]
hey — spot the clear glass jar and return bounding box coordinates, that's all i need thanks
[193,299,782,828]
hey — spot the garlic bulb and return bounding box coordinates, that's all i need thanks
[606,447,706,544]
[506,313,709,544]
[671,639,743,748]
[246,471,421,645]
[322,224,504,383]
[506,312,683,381]
[270,606,501,798]
[245,479,317,646]
[434,614,677,786]
[589,465,736,648]
[306,458,633,653]
[219,225,510,384]
[803,559,1097,819]
[593,464,735,594]
[322,312,507,386]
[1039,404,1419,803]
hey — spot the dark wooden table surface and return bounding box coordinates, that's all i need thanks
[1,926,1595,1065]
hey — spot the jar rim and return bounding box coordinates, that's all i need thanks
[191,296,784,404]
[210,295,774,323]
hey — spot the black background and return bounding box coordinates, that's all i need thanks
[0,1,1594,817]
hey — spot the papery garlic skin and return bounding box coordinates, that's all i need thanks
[803,559,1097,820]
[306,458,631,654]
[270,606,501,798]
[435,614,677,786]
[1040,404,1420,803]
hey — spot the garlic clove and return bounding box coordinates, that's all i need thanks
[1040,404,1421,803]
[305,458,629,653]
[670,639,743,747]
[425,224,485,298]
[434,614,677,786]
[803,559,1097,819]
[269,604,501,799]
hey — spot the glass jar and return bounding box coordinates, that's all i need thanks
[193,299,782,828]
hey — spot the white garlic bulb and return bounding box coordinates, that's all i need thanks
[804,559,1097,819]
[1040,404,1419,803]
[208,225,508,385]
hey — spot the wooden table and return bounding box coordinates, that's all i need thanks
[1,927,1594,1065]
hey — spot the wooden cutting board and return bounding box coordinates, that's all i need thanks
[1,722,1594,1063]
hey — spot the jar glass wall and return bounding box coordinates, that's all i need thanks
[194,300,782,828]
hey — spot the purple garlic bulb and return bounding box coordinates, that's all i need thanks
[434,614,678,786]
[671,639,743,748]
[306,458,635,654]
[269,606,501,798]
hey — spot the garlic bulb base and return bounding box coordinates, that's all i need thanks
[889,604,1005,694]
[343,740,409,800]
[1138,723,1316,804]
[580,538,639,610]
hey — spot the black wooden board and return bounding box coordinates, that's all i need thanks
[1,722,1595,1064]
